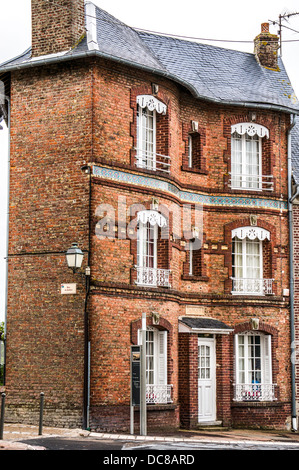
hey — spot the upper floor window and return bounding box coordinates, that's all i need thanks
[230,123,273,191]
[136,210,170,288]
[231,226,273,295]
[182,120,207,174]
[234,331,275,401]
[187,132,201,170]
[136,95,170,174]
[188,239,203,277]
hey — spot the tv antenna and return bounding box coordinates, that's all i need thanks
[269,11,299,56]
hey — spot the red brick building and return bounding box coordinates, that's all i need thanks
[0,1,299,432]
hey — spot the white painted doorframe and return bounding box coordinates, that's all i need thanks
[198,336,216,423]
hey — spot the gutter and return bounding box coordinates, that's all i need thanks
[287,113,297,432]
[1,48,299,116]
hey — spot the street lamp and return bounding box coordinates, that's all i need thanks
[66,243,84,272]
[65,242,91,430]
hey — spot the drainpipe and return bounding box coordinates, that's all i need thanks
[2,96,11,385]
[82,163,92,431]
[287,113,297,431]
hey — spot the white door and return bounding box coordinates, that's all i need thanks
[198,337,216,423]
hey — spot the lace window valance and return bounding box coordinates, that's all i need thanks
[232,226,270,241]
[137,210,167,228]
[231,123,269,139]
[137,95,167,115]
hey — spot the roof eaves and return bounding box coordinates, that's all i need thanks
[1,46,299,115]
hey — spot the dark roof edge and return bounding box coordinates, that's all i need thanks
[1,48,299,115]
[179,317,234,334]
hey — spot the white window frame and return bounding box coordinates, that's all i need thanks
[232,236,263,281]
[138,327,167,386]
[234,331,274,401]
[189,241,193,275]
[137,104,157,170]
[137,220,158,270]
[231,131,262,190]
[188,135,193,168]
[135,210,170,288]
[136,95,167,172]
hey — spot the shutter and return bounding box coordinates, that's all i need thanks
[157,331,167,385]
[234,334,239,384]
[263,334,272,384]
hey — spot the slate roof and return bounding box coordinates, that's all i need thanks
[180,317,232,331]
[0,3,299,115]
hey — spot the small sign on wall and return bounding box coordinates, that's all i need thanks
[61,283,77,294]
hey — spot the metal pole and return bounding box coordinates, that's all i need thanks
[279,14,282,57]
[38,392,44,436]
[140,313,147,436]
[0,393,5,440]
[130,346,134,435]
[288,115,298,431]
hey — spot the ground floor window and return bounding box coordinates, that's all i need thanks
[138,327,172,404]
[234,331,275,401]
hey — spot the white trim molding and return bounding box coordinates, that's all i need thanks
[86,2,99,51]
[137,95,167,115]
[137,210,167,228]
[232,226,270,241]
[231,122,269,139]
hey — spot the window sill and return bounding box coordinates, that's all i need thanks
[232,401,280,408]
[182,275,209,282]
[226,186,274,195]
[134,404,177,411]
[181,165,208,175]
[231,292,273,296]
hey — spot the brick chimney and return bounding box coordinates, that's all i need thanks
[31,0,85,57]
[254,22,279,70]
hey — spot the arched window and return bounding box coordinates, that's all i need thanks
[136,210,170,287]
[230,123,273,191]
[234,331,275,401]
[136,95,170,173]
[231,226,273,295]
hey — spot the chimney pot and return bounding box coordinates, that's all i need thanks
[261,22,270,33]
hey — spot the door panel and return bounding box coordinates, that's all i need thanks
[198,338,216,422]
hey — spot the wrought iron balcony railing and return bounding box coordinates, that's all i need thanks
[146,384,173,404]
[234,383,277,402]
[229,173,274,191]
[136,267,171,288]
[134,148,171,173]
[231,277,273,295]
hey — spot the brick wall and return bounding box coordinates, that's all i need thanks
[4,54,292,431]
[5,61,92,425]
[31,0,85,57]
[293,205,299,420]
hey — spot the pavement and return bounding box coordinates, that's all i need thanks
[1,423,299,450]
